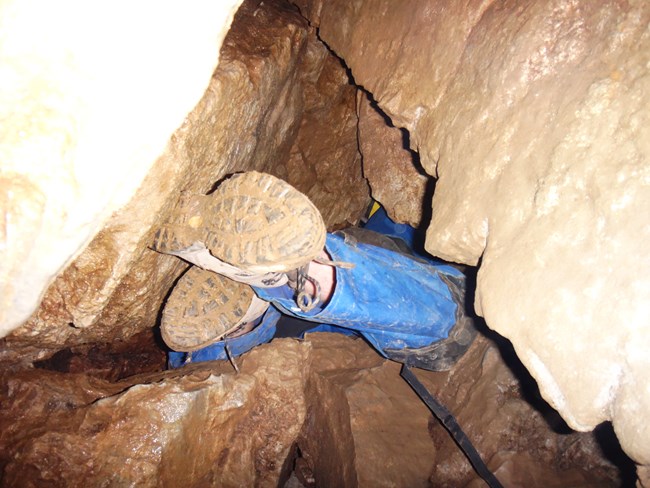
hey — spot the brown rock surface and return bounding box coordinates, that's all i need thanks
[1,340,308,487]
[421,334,629,487]
[294,0,650,465]
[0,333,626,486]
[357,92,428,227]
[1,0,369,363]
[284,47,370,229]
[303,336,437,487]
[32,329,166,382]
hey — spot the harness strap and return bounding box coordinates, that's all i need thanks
[400,364,504,488]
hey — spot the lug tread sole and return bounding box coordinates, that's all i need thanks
[161,266,254,352]
[206,172,326,273]
[153,173,326,273]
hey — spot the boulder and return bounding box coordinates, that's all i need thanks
[1,341,308,486]
[0,333,624,486]
[357,92,428,227]
[0,0,244,338]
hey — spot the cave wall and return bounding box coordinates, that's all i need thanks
[0,0,244,338]
[0,0,370,363]
[357,92,428,227]
[291,0,650,467]
[1,0,649,479]
[0,334,626,486]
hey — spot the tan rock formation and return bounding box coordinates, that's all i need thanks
[296,0,650,466]
[0,0,244,338]
[357,92,428,227]
[421,334,629,486]
[1,341,309,486]
[1,0,369,362]
[0,333,624,485]
[284,48,370,229]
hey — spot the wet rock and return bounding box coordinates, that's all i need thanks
[33,329,166,382]
[0,368,123,476]
[2,0,369,364]
[1,340,309,487]
[284,42,370,229]
[294,0,650,466]
[420,335,627,487]
[0,333,625,486]
[302,333,437,487]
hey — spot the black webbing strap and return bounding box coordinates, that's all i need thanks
[400,364,504,488]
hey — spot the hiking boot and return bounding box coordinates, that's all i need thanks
[205,171,327,273]
[161,266,269,352]
[152,192,212,254]
[153,172,327,276]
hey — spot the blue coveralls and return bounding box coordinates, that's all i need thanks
[169,210,466,368]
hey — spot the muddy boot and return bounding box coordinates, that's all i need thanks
[161,266,269,352]
[153,171,328,312]
[204,171,327,273]
[152,192,213,254]
[153,171,326,274]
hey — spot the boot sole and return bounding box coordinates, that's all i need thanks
[205,172,326,273]
[152,192,211,253]
[153,172,326,273]
[161,266,255,352]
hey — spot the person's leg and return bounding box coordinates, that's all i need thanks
[324,227,478,371]
[154,171,475,370]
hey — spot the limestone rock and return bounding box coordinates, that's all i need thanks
[0,333,623,486]
[0,0,244,338]
[32,329,166,382]
[420,334,627,487]
[300,333,437,487]
[285,48,370,229]
[295,0,650,465]
[357,92,428,227]
[1,340,309,487]
[2,0,369,363]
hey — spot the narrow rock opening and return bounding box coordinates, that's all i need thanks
[0,0,645,485]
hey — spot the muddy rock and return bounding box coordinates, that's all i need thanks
[357,92,428,227]
[2,0,369,363]
[32,329,166,382]
[295,332,437,487]
[295,0,650,466]
[1,340,309,487]
[285,43,370,229]
[0,333,625,486]
[420,334,627,487]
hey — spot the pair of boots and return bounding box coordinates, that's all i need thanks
[153,172,477,371]
[152,171,327,351]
